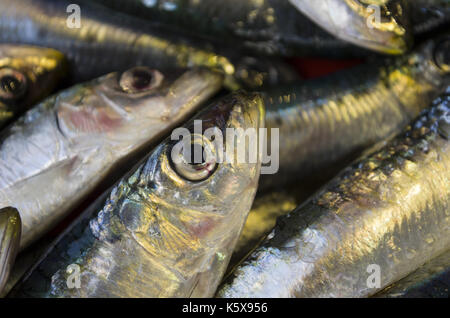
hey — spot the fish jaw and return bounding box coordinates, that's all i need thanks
[0,66,222,251]
[0,207,21,294]
[289,0,413,54]
[0,45,67,128]
[65,92,265,297]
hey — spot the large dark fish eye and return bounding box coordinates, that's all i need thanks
[0,68,28,101]
[434,38,450,72]
[169,135,218,182]
[119,66,163,93]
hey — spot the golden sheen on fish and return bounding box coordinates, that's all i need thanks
[12,92,264,298]
[218,91,450,298]
[375,249,450,297]
[0,45,66,130]
[0,207,21,295]
[93,0,410,56]
[0,0,291,89]
[289,0,412,54]
[0,67,223,250]
[260,35,450,191]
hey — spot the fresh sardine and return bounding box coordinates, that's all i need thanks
[260,35,450,191]
[93,0,411,56]
[0,44,66,130]
[0,67,223,250]
[12,91,264,298]
[289,0,412,54]
[0,0,292,89]
[219,90,450,298]
[375,249,450,298]
[0,207,21,295]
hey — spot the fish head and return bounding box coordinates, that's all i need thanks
[55,67,223,148]
[93,92,264,272]
[0,45,66,123]
[289,0,413,54]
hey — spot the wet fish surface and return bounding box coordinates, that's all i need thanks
[0,0,293,89]
[11,91,264,298]
[260,35,450,191]
[218,90,450,298]
[375,249,450,298]
[288,0,412,54]
[92,0,411,56]
[0,207,21,295]
[0,66,223,250]
[0,44,66,131]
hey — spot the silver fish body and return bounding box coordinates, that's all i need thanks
[12,91,264,298]
[0,44,66,131]
[219,90,450,298]
[375,249,450,298]
[260,35,450,191]
[289,0,412,54]
[93,0,411,55]
[0,207,21,295]
[0,0,292,89]
[0,67,223,250]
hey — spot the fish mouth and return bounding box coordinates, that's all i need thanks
[345,0,413,54]
[289,0,413,54]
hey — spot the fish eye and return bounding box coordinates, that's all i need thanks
[0,68,28,101]
[170,134,218,182]
[119,67,163,93]
[434,39,450,72]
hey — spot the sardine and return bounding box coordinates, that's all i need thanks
[375,249,450,298]
[0,207,21,295]
[0,66,223,250]
[0,0,292,89]
[260,35,450,191]
[92,0,411,56]
[289,0,412,54]
[218,90,450,298]
[12,91,264,298]
[0,44,66,130]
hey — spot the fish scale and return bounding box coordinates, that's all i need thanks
[260,36,449,191]
[219,91,450,297]
[92,0,412,56]
[0,207,21,295]
[10,92,265,298]
[0,67,223,251]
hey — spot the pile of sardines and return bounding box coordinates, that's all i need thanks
[0,0,448,298]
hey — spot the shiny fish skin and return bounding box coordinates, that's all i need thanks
[12,92,264,298]
[0,0,234,85]
[289,0,412,54]
[0,45,66,131]
[218,91,450,298]
[0,67,223,250]
[92,0,389,57]
[260,35,450,191]
[0,207,21,295]
[375,249,450,298]
[0,0,291,89]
